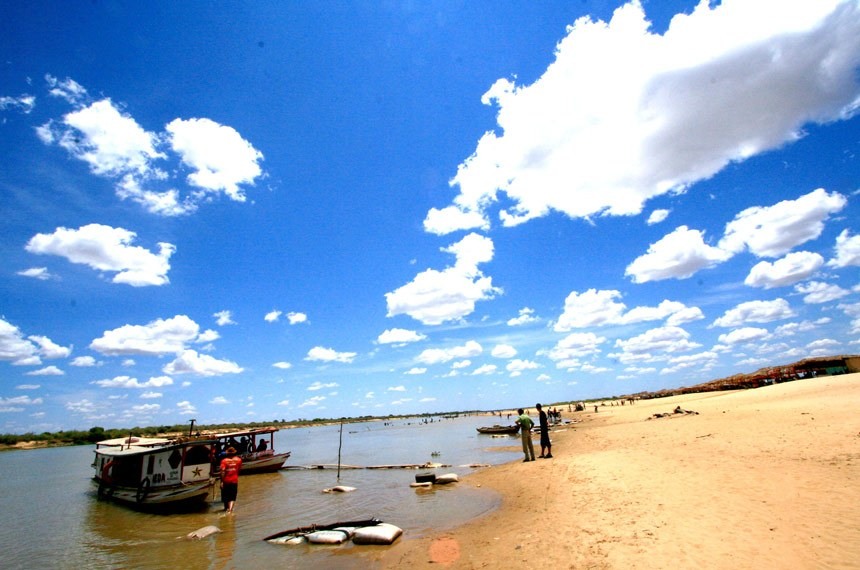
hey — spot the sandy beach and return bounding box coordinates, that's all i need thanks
[379,373,860,569]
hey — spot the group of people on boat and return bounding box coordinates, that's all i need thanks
[215,435,267,460]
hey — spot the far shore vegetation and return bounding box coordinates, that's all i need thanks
[0,412,485,450]
[3,355,855,451]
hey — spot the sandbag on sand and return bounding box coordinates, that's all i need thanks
[332,527,358,538]
[184,525,221,540]
[268,535,306,545]
[434,473,459,484]
[307,530,350,544]
[323,485,357,493]
[352,523,403,545]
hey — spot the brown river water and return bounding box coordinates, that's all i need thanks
[2,415,521,569]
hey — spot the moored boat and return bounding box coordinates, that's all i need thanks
[92,435,217,510]
[476,424,519,435]
[212,426,291,474]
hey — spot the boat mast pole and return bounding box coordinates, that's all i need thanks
[337,421,344,481]
[188,418,196,437]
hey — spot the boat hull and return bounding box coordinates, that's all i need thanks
[213,427,291,474]
[476,425,519,435]
[240,451,291,474]
[94,478,214,508]
[93,436,217,511]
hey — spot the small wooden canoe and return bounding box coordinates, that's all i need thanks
[476,424,519,435]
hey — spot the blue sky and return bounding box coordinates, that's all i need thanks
[1,1,859,434]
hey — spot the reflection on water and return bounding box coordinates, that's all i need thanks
[1,416,517,569]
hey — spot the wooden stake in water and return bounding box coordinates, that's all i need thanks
[337,421,344,481]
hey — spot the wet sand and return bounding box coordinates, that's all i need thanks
[379,373,860,569]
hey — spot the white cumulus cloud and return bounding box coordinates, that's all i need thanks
[91,375,174,389]
[25,365,64,376]
[16,267,56,281]
[214,310,236,326]
[166,117,264,201]
[416,340,483,365]
[647,209,670,225]
[506,359,540,377]
[163,350,243,376]
[626,226,731,283]
[719,188,847,257]
[46,98,164,177]
[430,1,860,233]
[0,318,67,366]
[555,288,702,330]
[717,327,769,345]
[423,205,489,235]
[305,347,357,363]
[794,281,851,304]
[507,307,539,326]
[36,78,266,216]
[744,251,824,288]
[712,298,796,327]
[614,326,701,355]
[70,356,98,367]
[26,223,174,287]
[386,233,501,325]
[828,229,860,268]
[90,315,202,356]
[491,344,517,358]
[377,328,427,345]
[287,312,308,325]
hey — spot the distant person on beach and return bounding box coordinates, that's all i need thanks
[515,408,535,462]
[536,403,552,459]
[220,447,243,513]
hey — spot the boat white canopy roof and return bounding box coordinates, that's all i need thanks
[95,445,169,457]
[215,426,279,439]
[96,436,171,448]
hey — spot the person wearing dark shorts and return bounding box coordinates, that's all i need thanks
[219,447,243,513]
[536,403,552,458]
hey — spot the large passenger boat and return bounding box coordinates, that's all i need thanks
[92,435,216,510]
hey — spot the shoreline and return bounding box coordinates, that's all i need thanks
[378,374,860,568]
[0,412,503,452]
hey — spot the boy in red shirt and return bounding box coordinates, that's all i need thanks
[219,447,243,513]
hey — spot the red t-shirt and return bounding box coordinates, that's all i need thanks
[220,456,242,484]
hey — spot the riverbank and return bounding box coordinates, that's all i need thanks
[0,440,59,452]
[0,412,498,452]
[379,373,860,568]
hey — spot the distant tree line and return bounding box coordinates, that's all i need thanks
[0,412,490,449]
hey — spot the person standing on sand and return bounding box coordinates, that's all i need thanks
[220,447,243,513]
[536,403,553,459]
[515,408,535,462]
